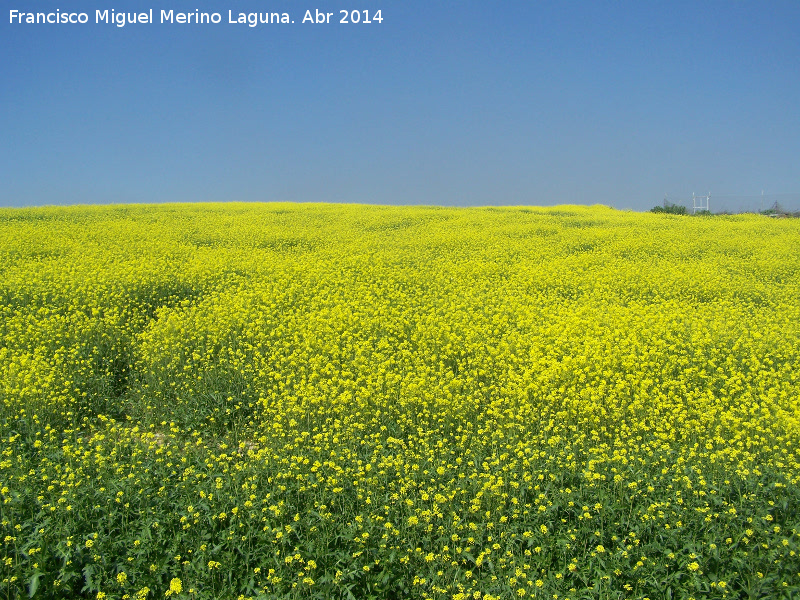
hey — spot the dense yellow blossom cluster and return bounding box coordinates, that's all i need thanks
[0,203,798,599]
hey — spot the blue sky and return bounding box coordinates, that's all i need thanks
[1,1,798,210]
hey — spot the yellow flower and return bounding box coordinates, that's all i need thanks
[169,578,182,594]
[134,587,150,599]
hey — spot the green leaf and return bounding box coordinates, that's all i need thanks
[28,572,41,597]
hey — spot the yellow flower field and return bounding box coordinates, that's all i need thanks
[0,203,798,599]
